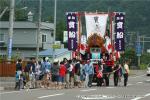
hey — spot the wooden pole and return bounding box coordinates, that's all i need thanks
[77,12,81,60]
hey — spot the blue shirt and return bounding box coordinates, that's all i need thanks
[41,61,51,73]
[84,62,94,75]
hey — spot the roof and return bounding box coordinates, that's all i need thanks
[0,21,54,30]
[38,48,71,57]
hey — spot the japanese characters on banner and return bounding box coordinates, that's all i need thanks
[115,13,125,51]
[66,12,77,51]
[85,13,108,39]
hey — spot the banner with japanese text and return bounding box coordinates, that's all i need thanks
[85,13,108,38]
[66,12,78,51]
[115,13,125,51]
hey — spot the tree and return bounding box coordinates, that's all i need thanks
[124,48,137,66]
[15,9,27,21]
[56,20,66,42]
[46,16,53,22]
[140,53,150,65]
[0,0,27,21]
[0,0,9,20]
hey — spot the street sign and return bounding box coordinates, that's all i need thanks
[52,44,61,49]
[136,42,142,56]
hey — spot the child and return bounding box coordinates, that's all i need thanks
[15,71,20,90]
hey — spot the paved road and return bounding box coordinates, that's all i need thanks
[0,70,150,100]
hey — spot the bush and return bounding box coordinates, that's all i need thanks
[139,63,147,70]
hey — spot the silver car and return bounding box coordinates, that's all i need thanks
[147,63,150,76]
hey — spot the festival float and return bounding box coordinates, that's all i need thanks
[66,11,125,68]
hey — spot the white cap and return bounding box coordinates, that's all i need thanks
[45,57,49,61]
[54,59,58,62]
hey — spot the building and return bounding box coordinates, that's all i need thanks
[0,21,54,59]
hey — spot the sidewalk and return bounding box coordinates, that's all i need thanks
[0,77,15,90]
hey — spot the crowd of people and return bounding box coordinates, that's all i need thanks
[15,56,130,90]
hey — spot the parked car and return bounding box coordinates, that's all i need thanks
[147,63,150,76]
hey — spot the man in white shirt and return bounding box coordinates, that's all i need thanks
[123,60,130,86]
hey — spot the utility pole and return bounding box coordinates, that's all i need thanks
[52,0,57,62]
[138,36,141,68]
[137,32,141,68]
[36,0,42,61]
[7,0,15,60]
[142,35,144,53]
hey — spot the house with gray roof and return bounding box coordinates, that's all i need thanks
[0,21,54,59]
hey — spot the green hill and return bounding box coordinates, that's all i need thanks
[1,0,150,49]
[23,0,150,36]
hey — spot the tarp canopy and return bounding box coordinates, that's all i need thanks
[38,48,71,57]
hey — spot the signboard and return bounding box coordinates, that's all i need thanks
[66,12,77,51]
[52,44,61,49]
[7,38,12,59]
[52,41,61,49]
[92,53,101,59]
[115,13,125,51]
[136,42,142,56]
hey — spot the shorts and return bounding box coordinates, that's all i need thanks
[59,76,65,83]
[74,74,80,82]
[52,75,59,82]
[80,74,85,81]
[65,73,70,83]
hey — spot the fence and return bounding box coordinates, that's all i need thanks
[0,60,27,77]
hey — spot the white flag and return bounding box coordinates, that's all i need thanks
[105,36,112,53]
[80,35,87,55]
[85,13,108,39]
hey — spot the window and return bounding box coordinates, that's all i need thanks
[51,31,54,37]
[0,34,4,42]
[42,34,47,42]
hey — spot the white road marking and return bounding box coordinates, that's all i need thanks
[127,84,133,86]
[131,93,150,100]
[79,95,115,100]
[146,79,150,82]
[0,88,43,95]
[37,93,64,99]
[130,74,145,79]
[144,93,150,97]
[0,91,19,95]
[131,97,142,100]
[136,82,143,84]
[80,89,96,92]
[106,87,114,89]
